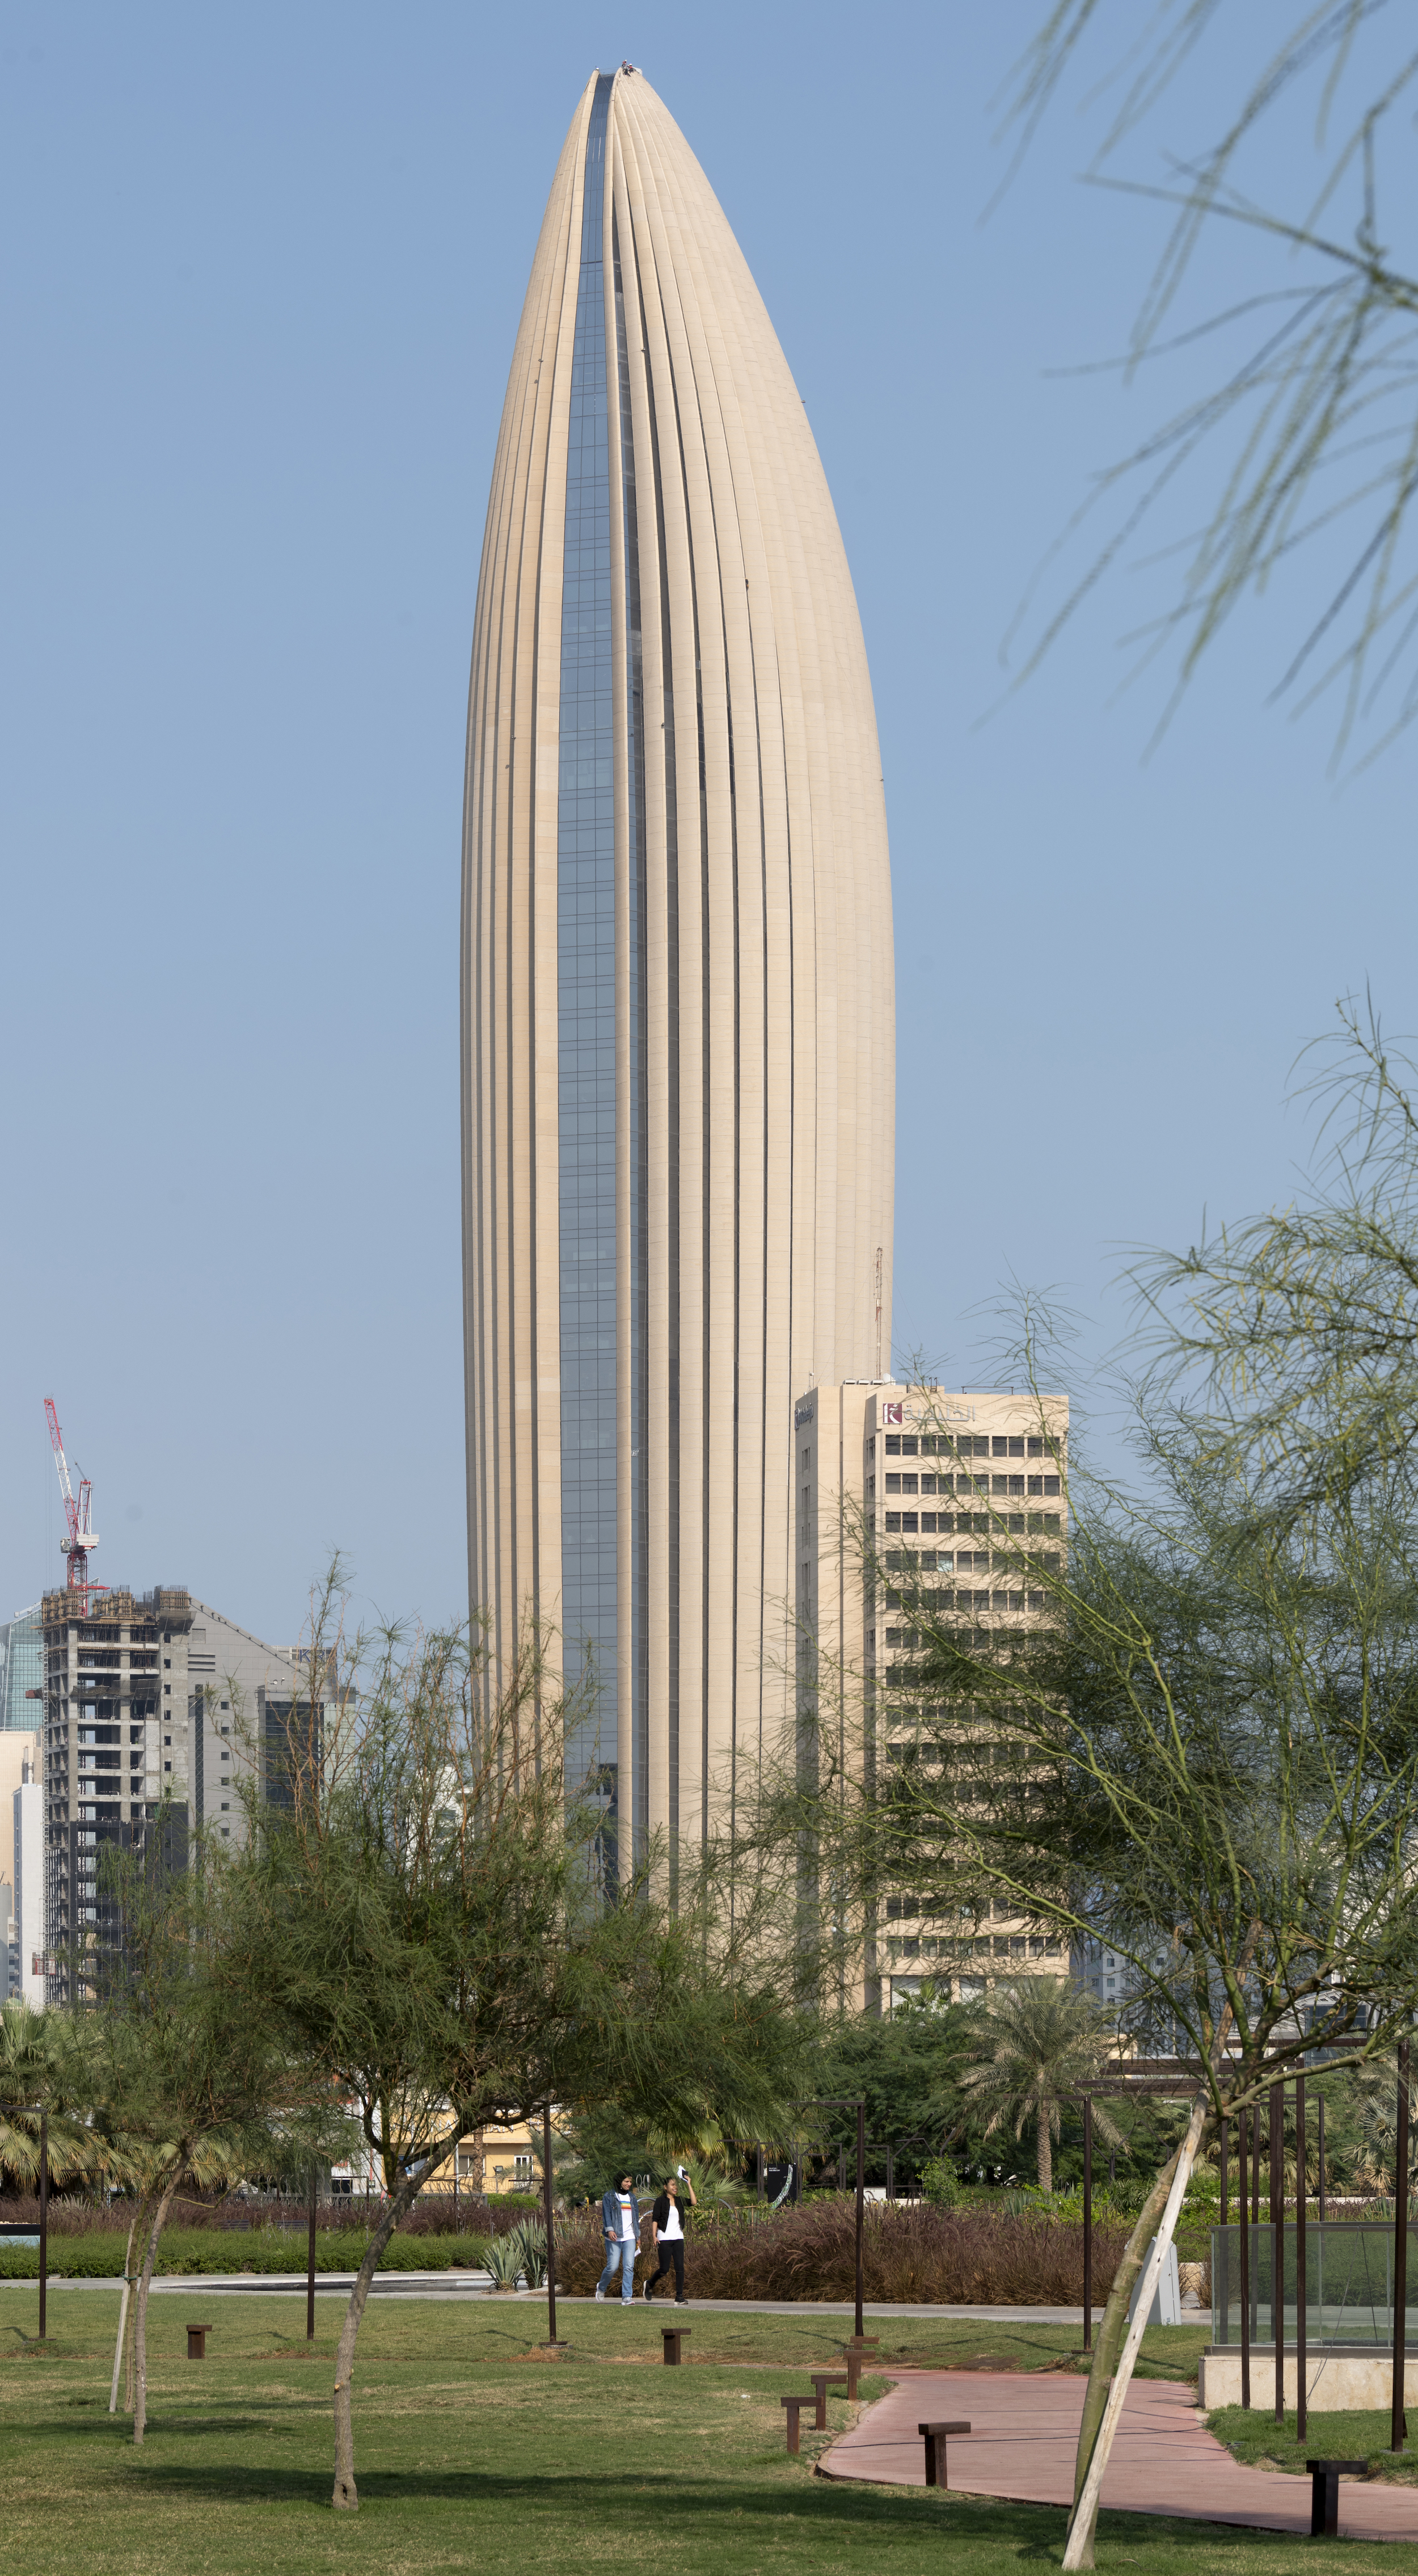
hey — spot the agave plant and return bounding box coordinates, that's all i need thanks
[510,2217,547,2289]
[483,2231,524,2290]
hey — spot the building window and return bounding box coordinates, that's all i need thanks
[885,1475,901,1494]
[885,1513,901,1532]
[885,1435,901,1455]
[901,1514,918,1533]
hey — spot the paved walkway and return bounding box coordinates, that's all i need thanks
[1,2278,1104,2320]
[820,2369,1418,2543]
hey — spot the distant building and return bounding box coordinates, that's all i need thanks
[0,1607,44,1728]
[40,1587,332,2003]
[14,1762,43,2006]
[795,1382,1070,2013]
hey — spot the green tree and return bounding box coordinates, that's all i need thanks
[806,1996,976,2189]
[762,1016,1418,2569]
[227,1599,804,2512]
[85,1798,334,2444]
[958,1979,1122,2194]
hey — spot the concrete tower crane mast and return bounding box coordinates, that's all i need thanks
[44,1397,100,1595]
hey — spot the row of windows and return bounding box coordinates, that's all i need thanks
[884,1512,1061,1536]
[883,1474,1061,1498]
[884,1598,1043,1635]
[884,1552,1062,1582]
[884,1434,1061,1460]
[885,1742,1035,1770]
[887,1935,1063,1961]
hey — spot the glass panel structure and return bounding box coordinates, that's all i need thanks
[1212,2221,1418,2346]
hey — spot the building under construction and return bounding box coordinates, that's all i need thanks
[40,1586,325,2003]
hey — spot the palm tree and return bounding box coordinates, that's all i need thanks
[959,1979,1121,2195]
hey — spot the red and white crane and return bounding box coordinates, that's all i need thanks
[44,1398,100,1595]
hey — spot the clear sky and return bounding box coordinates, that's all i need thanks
[2,3,1412,1645]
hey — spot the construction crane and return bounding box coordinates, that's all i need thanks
[44,1398,100,1595]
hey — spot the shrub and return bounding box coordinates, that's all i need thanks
[919,2158,960,2208]
[550,2199,1125,2304]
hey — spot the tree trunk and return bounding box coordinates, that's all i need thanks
[1062,2092,1207,2572]
[132,2169,182,2447]
[331,2161,431,2510]
[109,2208,142,2415]
[1037,2112,1052,2195]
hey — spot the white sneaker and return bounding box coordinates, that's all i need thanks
[594,2289,605,2300]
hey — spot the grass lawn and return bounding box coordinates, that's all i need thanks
[1209,2401,1418,2485]
[0,2288,1394,2574]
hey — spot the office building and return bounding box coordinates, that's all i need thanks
[462,67,894,1871]
[795,1382,1069,2011]
[39,1586,324,2001]
[0,1607,44,1728]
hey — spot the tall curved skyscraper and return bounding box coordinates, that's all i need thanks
[462,66,893,1873]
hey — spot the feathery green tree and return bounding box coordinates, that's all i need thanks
[226,1598,804,2512]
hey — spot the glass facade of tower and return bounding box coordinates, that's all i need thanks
[556,74,618,1797]
[555,75,651,1851]
[0,1607,42,1729]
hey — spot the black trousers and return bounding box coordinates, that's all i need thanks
[651,2240,686,2299]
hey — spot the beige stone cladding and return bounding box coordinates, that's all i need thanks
[795,1385,1069,2011]
[462,68,894,1875]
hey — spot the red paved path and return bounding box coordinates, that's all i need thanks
[819,2369,1418,2542]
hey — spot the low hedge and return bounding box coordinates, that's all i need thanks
[0,2228,488,2280]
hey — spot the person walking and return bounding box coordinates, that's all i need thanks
[595,2172,641,2305]
[643,2168,697,2305]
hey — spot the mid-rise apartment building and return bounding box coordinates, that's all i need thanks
[40,1586,323,2001]
[794,1382,1069,2013]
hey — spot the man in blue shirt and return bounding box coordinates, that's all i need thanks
[595,2172,640,2304]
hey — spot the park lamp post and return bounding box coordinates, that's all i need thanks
[795,2097,867,2341]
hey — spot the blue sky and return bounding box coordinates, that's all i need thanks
[2,3,1412,1643]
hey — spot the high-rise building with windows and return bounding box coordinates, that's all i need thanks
[795,1384,1070,2011]
[462,68,894,1871]
[39,1586,326,2002]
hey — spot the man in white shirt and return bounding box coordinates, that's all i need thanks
[594,2173,641,2304]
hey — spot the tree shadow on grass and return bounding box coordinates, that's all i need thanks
[130,2459,1066,2546]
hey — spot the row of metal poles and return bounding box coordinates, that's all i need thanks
[1079,2048,1411,2451]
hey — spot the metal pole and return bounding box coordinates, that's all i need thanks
[38,2108,48,2343]
[1318,2093,1326,2224]
[1082,2096,1093,2352]
[543,2105,559,2348]
[1392,2038,1409,2455]
[306,2165,317,2341]
[855,2098,866,2342]
[1219,2118,1228,2226]
[1272,2080,1284,2426]
[1296,2074,1307,2446]
[1239,2105,1251,2410]
[885,2142,894,2204]
[756,2145,763,2202]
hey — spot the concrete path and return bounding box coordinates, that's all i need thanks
[820,2368,1418,2543]
[0,2278,1105,2321]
